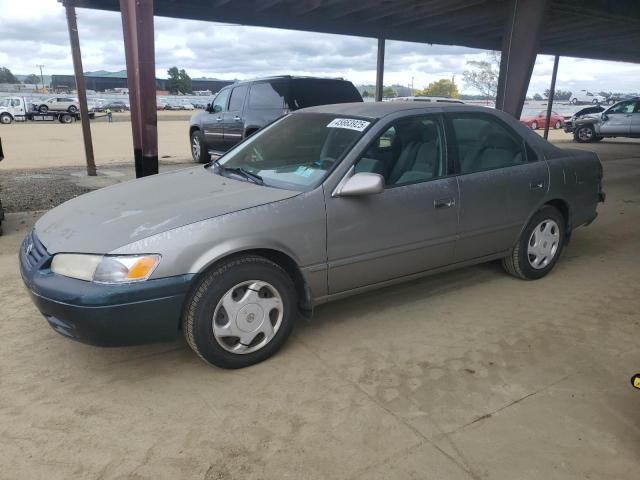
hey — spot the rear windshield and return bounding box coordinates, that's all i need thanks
[289,79,362,109]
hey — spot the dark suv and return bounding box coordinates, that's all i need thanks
[188,76,363,162]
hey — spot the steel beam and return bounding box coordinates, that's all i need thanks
[375,37,385,102]
[120,0,158,178]
[64,3,97,176]
[495,0,549,118]
[543,55,559,140]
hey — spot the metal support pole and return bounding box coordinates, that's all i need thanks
[543,55,560,140]
[120,0,158,178]
[375,37,385,102]
[64,4,97,176]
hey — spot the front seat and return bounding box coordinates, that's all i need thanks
[391,122,440,184]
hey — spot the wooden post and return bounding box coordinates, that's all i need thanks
[64,3,97,176]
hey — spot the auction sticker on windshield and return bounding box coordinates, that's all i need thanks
[327,118,370,131]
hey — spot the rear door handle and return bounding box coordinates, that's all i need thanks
[234,116,241,121]
[530,181,544,190]
[434,198,455,209]
[216,117,223,122]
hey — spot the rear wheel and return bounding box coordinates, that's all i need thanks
[571,98,578,105]
[0,113,12,124]
[38,104,48,113]
[183,256,298,369]
[574,125,596,143]
[68,105,78,113]
[503,205,565,280]
[60,114,73,124]
[190,130,210,163]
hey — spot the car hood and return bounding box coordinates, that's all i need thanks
[35,166,299,254]
[574,113,601,124]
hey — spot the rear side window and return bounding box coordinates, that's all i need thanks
[248,82,286,109]
[228,85,248,112]
[449,114,525,174]
[289,79,362,109]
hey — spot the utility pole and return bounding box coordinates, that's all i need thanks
[64,2,97,176]
[37,64,45,92]
[411,76,414,95]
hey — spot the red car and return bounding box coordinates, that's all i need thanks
[520,110,565,130]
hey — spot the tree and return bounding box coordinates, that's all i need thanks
[167,66,192,94]
[533,93,543,101]
[415,78,460,98]
[23,74,41,85]
[361,90,371,98]
[382,86,396,98]
[462,52,500,99]
[0,67,19,84]
[544,89,572,101]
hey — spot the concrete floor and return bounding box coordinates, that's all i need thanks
[1,140,639,479]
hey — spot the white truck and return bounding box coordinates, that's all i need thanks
[0,97,92,125]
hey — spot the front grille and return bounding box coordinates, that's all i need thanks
[23,230,49,269]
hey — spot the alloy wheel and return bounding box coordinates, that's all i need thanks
[577,126,593,141]
[527,219,560,269]
[212,280,284,354]
[191,135,200,160]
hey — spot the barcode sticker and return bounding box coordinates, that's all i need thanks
[327,118,370,132]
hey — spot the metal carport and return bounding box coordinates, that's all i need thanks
[62,0,640,177]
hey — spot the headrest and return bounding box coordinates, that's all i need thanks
[484,133,515,150]
[421,122,438,142]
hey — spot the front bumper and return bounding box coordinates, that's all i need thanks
[20,230,195,346]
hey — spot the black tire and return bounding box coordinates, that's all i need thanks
[554,121,562,129]
[190,130,210,163]
[60,114,73,124]
[0,113,12,124]
[183,255,298,369]
[571,98,578,105]
[38,105,48,113]
[574,124,596,143]
[68,105,78,113]
[530,121,538,130]
[502,205,565,280]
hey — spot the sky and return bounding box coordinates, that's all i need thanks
[1,0,639,96]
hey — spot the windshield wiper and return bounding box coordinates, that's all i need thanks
[211,160,264,185]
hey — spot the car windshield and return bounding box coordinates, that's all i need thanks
[0,98,9,107]
[213,113,372,191]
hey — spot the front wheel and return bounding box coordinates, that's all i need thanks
[183,256,298,369]
[571,98,578,105]
[0,113,12,124]
[574,125,596,143]
[190,130,210,163]
[502,205,565,280]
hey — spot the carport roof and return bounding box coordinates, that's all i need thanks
[67,0,640,63]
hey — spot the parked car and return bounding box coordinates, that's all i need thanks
[563,105,605,133]
[34,97,79,114]
[181,101,195,111]
[390,96,464,104]
[189,75,363,162]
[98,101,129,112]
[20,103,604,368]
[520,110,565,130]
[570,90,606,105]
[573,99,640,142]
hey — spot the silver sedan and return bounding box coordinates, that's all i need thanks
[20,102,604,368]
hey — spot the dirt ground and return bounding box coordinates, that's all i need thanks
[1,126,640,479]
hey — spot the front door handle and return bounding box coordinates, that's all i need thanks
[216,117,223,122]
[434,198,455,209]
[530,181,544,190]
[234,116,241,121]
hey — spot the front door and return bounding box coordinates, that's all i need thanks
[600,100,635,136]
[202,88,230,151]
[447,113,547,262]
[326,114,459,294]
[223,84,249,149]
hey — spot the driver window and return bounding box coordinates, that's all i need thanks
[354,116,446,187]
[608,101,635,114]
[211,89,230,113]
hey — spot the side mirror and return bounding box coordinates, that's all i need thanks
[205,103,213,113]
[336,172,384,197]
[602,113,608,121]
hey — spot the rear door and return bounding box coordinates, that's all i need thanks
[202,88,230,150]
[600,101,634,135]
[222,84,249,148]
[446,113,547,262]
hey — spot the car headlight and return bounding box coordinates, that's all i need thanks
[51,254,161,283]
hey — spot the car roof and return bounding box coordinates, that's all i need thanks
[228,75,351,87]
[297,101,491,119]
